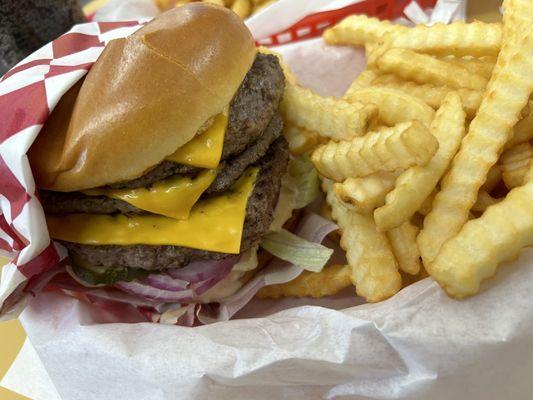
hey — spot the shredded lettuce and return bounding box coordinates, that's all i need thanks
[232,246,259,272]
[260,229,333,272]
[270,155,320,231]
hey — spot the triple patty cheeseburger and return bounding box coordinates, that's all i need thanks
[28,3,309,309]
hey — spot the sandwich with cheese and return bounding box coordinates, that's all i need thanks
[28,3,328,321]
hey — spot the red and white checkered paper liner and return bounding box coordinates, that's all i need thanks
[0,0,439,320]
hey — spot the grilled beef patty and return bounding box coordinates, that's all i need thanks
[62,137,289,270]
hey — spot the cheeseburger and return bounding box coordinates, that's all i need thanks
[28,4,302,309]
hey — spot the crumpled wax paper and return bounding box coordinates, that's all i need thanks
[5,1,532,399]
[4,248,533,400]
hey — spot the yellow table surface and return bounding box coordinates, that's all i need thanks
[0,2,502,399]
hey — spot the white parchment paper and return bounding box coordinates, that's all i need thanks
[3,248,533,400]
[5,1,531,399]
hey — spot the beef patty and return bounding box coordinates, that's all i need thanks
[107,52,285,190]
[40,114,283,215]
[62,137,289,270]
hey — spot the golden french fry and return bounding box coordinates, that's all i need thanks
[252,0,275,13]
[505,108,533,149]
[500,142,533,189]
[256,264,352,299]
[344,86,435,128]
[283,124,322,156]
[257,46,298,85]
[282,84,378,141]
[525,159,533,182]
[429,176,533,298]
[471,190,500,213]
[323,15,406,47]
[374,93,466,231]
[440,56,496,79]
[334,171,400,214]
[343,70,379,98]
[388,21,502,57]
[483,165,502,192]
[376,48,489,91]
[417,0,533,265]
[387,221,421,275]
[371,75,483,118]
[312,121,438,181]
[203,0,225,5]
[231,0,250,18]
[172,0,192,8]
[417,190,436,216]
[365,42,390,68]
[323,179,402,302]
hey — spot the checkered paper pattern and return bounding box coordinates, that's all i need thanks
[0,20,146,319]
[0,0,445,320]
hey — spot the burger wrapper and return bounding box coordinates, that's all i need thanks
[4,1,533,399]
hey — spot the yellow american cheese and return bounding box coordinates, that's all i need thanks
[83,169,217,220]
[47,168,257,254]
[165,113,227,169]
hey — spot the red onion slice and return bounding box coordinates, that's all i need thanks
[191,257,237,296]
[116,281,194,303]
[198,212,338,323]
[166,256,239,283]
[143,274,189,291]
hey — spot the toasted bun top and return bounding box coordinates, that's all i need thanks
[29,3,256,192]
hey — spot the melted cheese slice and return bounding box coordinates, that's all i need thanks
[165,113,227,169]
[47,168,258,254]
[83,169,217,220]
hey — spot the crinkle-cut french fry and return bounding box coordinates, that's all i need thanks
[429,177,533,298]
[525,160,533,182]
[256,264,352,299]
[365,42,390,68]
[505,107,533,149]
[203,0,225,5]
[323,15,407,47]
[500,142,533,189]
[471,190,500,213]
[282,84,378,141]
[231,0,251,16]
[334,171,400,214]
[258,46,298,85]
[343,70,379,98]
[252,0,275,14]
[374,93,466,231]
[387,221,421,275]
[344,86,435,128]
[417,190,436,216]
[503,167,530,189]
[376,48,489,91]
[417,1,533,265]
[283,124,322,156]
[388,21,502,58]
[322,179,402,302]
[371,75,483,118]
[172,0,192,8]
[312,121,438,182]
[483,165,502,192]
[440,56,496,79]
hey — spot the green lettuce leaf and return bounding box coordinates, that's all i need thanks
[260,229,333,272]
[270,155,320,231]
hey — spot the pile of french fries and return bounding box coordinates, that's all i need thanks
[156,0,276,19]
[266,0,533,302]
